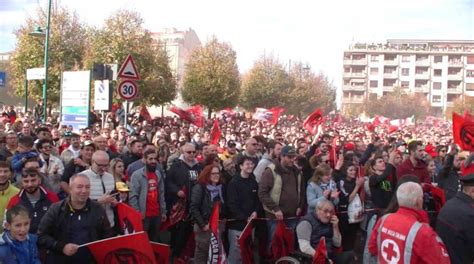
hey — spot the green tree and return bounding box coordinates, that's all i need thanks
[287,62,336,117]
[364,87,430,119]
[182,37,240,118]
[9,4,87,106]
[451,95,474,117]
[84,9,176,106]
[240,55,291,110]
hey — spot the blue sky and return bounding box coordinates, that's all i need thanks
[1,0,473,91]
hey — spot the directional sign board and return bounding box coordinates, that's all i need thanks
[26,67,45,80]
[117,80,138,100]
[118,54,140,80]
[61,71,90,131]
[94,80,111,111]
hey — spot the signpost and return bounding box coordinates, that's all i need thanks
[117,54,140,129]
[60,71,91,131]
[25,67,46,113]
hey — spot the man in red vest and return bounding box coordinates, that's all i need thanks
[368,182,450,263]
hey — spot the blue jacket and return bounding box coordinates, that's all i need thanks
[0,231,41,264]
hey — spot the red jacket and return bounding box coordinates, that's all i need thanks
[397,158,430,183]
[368,207,451,264]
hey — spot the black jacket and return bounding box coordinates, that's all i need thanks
[369,163,395,209]
[37,198,113,263]
[120,151,141,169]
[226,174,260,230]
[190,183,225,228]
[436,192,474,264]
[61,157,88,184]
[437,154,460,201]
[165,159,202,208]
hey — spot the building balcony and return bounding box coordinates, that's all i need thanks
[383,72,398,78]
[342,97,365,104]
[343,84,366,91]
[343,59,367,65]
[383,86,395,92]
[448,61,463,67]
[414,86,430,93]
[447,87,463,94]
[446,102,455,107]
[447,74,463,80]
[415,73,430,79]
[383,60,398,66]
[415,60,430,66]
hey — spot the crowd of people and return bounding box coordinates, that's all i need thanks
[0,105,473,264]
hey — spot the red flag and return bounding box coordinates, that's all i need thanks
[116,203,143,234]
[313,237,328,264]
[150,242,170,264]
[210,119,222,145]
[170,105,205,127]
[219,108,236,117]
[428,184,446,213]
[83,231,156,264]
[269,107,284,125]
[160,197,187,231]
[208,201,227,263]
[453,112,474,151]
[304,108,324,135]
[139,105,152,122]
[238,219,254,264]
[271,221,294,260]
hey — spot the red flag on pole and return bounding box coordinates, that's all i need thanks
[170,105,205,127]
[252,107,284,125]
[238,219,254,264]
[116,203,143,234]
[270,220,294,260]
[313,237,328,264]
[269,107,284,125]
[303,109,324,135]
[150,242,170,264]
[453,112,474,151]
[208,201,227,263]
[210,119,222,145]
[82,231,156,264]
[139,105,152,122]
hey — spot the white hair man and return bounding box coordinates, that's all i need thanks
[368,182,450,263]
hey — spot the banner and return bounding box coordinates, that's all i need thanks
[238,219,254,264]
[150,242,170,264]
[210,119,222,145]
[82,232,156,264]
[116,203,143,234]
[252,107,284,125]
[170,105,205,127]
[453,111,474,151]
[303,108,324,135]
[270,220,294,260]
[208,201,227,263]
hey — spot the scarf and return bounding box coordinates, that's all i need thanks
[206,184,224,203]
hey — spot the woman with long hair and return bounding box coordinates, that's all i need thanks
[307,163,340,213]
[109,158,125,182]
[190,164,226,263]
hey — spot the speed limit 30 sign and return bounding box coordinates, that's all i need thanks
[117,80,138,100]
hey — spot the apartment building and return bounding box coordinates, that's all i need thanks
[342,39,474,113]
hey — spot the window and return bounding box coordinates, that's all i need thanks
[402,68,410,76]
[432,95,441,103]
[371,55,379,62]
[370,80,378,88]
[401,81,409,88]
[370,67,378,75]
[384,66,396,74]
[416,67,428,74]
[434,69,442,76]
[433,82,442,90]
[385,54,396,61]
[468,56,474,64]
[402,55,410,62]
[467,70,474,78]
[467,83,474,91]
[434,56,443,63]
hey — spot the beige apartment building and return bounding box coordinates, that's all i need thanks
[342,39,474,114]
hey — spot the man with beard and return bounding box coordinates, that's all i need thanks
[254,140,282,183]
[7,168,59,234]
[397,140,430,183]
[437,144,462,200]
[120,139,143,169]
[0,161,19,233]
[60,133,81,164]
[130,149,167,241]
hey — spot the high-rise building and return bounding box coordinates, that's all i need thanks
[341,39,474,114]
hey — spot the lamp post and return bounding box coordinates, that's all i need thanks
[29,0,52,124]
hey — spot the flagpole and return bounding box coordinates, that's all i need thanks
[78,231,145,248]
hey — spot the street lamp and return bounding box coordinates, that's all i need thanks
[28,0,52,123]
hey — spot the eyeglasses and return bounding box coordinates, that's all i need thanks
[94,161,109,168]
[186,151,196,154]
[317,208,335,215]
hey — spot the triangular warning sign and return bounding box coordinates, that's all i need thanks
[118,54,140,80]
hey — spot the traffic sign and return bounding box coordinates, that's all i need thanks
[117,80,138,100]
[118,54,140,80]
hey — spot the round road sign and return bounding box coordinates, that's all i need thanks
[117,80,138,100]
